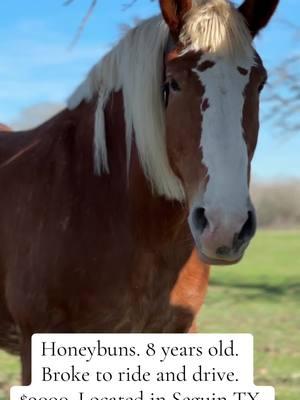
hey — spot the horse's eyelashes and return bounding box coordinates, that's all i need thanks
[162,82,170,107]
[161,78,181,107]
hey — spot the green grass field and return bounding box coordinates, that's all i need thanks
[199,230,300,400]
[0,231,299,400]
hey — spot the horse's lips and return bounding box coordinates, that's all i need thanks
[197,249,244,266]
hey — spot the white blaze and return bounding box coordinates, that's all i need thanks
[194,55,255,222]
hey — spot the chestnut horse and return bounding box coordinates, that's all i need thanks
[0,0,278,385]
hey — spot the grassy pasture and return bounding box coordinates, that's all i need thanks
[199,230,300,400]
[0,231,299,400]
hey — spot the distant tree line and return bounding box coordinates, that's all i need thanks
[251,180,300,228]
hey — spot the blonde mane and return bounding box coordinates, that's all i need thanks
[181,0,252,57]
[67,0,253,200]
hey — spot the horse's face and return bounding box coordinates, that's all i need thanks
[164,50,266,265]
[160,0,279,265]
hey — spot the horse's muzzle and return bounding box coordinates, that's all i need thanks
[188,204,257,265]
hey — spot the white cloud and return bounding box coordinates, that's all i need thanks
[11,102,65,130]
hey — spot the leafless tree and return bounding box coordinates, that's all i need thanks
[262,20,300,135]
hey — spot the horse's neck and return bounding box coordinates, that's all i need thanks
[71,92,191,253]
[101,91,190,249]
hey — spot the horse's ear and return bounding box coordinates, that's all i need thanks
[159,0,192,39]
[239,0,279,37]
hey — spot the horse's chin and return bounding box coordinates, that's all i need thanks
[197,250,244,266]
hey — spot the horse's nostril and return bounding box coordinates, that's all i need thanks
[237,210,256,244]
[192,207,208,234]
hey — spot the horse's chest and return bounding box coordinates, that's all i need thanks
[6,246,209,335]
[62,248,209,333]
[115,249,210,333]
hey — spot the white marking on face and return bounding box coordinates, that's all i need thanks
[194,54,255,223]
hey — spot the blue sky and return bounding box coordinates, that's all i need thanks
[0,0,299,180]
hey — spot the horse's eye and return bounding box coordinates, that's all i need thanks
[162,82,170,107]
[170,79,181,91]
[258,79,267,92]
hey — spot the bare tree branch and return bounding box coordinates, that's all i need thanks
[66,0,98,49]
[63,0,76,5]
[65,0,157,48]
[122,0,139,12]
[263,53,300,135]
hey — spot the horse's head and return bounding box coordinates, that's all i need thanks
[160,0,279,265]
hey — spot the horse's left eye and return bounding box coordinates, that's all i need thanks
[170,79,181,91]
[258,79,267,92]
[162,82,170,107]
